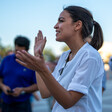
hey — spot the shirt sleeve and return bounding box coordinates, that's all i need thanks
[67,58,100,95]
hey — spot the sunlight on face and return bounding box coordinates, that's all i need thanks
[54,10,75,42]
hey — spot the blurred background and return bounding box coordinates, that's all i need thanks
[0,0,112,112]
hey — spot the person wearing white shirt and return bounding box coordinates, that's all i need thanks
[52,43,104,112]
[15,5,104,112]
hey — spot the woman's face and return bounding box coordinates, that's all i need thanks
[54,10,75,42]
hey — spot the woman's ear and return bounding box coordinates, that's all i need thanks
[74,20,82,31]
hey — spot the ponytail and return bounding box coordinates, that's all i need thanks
[63,6,103,50]
[90,21,103,50]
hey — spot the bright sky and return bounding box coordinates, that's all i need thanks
[0,0,112,56]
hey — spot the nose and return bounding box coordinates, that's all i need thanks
[54,22,58,29]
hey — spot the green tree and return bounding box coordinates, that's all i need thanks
[62,45,69,52]
[43,48,56,62]
[0,38,13,59]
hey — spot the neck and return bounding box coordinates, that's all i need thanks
[68,40,86,61]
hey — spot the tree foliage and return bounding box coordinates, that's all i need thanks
[62,45,69,52]
[0,39,13,60]
[43,48,56,62]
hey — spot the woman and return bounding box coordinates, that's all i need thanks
[16,6,104,112]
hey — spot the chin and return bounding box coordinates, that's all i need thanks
[56,36,62,41]
[56,38,61,42]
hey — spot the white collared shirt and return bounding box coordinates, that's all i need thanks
[52,43,104,112]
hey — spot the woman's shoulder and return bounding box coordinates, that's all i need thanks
[81,43,102,62]
[84,43,100,55]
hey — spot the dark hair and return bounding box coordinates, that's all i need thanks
[14,35,30,51]
[64,6,103,50]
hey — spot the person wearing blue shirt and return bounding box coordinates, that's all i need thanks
[0,36,38,112]
[109,56,112,70]
[102,70,106,93]
[15,6,104,112]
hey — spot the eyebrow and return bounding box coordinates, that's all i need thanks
[58,17,65,21]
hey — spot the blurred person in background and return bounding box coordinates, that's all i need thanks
[0,36,38,112]
[5,50,14,56]
[0,49,14,112]
[109,56,112,71]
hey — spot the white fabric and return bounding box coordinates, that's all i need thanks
[52,43,104,112]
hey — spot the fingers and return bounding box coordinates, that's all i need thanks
[35,30,44,45]
[35,37,38,46]
[16,58,28,68]
[16,50,27,62]
[43,37,47,46]
[41,36,47,51]
[37,30,43,40]
[38,37,46,57]
[34,30,47,57]
[16,50,34,61]
[16,50,32,67]
[16,50,39,70]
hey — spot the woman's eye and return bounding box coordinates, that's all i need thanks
[59,19,64,22]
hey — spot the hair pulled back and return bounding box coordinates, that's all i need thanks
[64,6,103,50]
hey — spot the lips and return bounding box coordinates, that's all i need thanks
[56,32,60,36]
[56,33,58,36]
[56,30,60,36]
